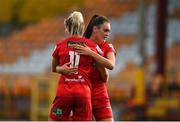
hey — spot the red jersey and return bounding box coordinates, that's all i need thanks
[91,41,115,98]
[52,36,99,97]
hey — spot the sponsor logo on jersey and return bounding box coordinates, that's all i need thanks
[67,41,85,48]
[65,75,85,82]
[65,78,85,82]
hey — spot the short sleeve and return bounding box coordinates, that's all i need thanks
[107,43,115,53]
[106,43,116,56]
[52,44,59,59]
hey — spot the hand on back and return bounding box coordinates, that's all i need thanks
[75,44,94,56]
[56,62,78,75]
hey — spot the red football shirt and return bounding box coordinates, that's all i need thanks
[91,41,116,99]
[52,36,99,97]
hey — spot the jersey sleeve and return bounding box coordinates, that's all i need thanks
[52,44,59,59]
[106,43,116,55]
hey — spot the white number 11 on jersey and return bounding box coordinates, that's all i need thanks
[69,51,80,68]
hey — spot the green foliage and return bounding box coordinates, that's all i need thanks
[0,0,84,23]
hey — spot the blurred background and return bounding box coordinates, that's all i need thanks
[0,0,179,121]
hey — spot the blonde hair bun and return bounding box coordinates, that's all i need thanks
[70,11,84,24]
[65,11,85,36]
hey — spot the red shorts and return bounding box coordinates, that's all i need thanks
[49,96,72,120]
[92,84,113,120]
[49,81,92,120]
[49,96,92,121]
[92,97,113,120]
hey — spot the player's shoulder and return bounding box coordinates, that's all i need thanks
[105,41,115,48]
[65,36,88,43]
[56,36,78,46]
[103,41,113,47]
[103,41,115,53]
[85,38,96,47]
[56,37,67,45]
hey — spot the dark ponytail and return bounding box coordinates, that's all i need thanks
[83,14,99,38]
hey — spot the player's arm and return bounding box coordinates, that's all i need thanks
[92,51,115,70]
[96,51,115,82]
[52,57,59,73]
[75,45,115,70]
[52,57,77,74]
[56,63,78,74]
[96,63,109,82]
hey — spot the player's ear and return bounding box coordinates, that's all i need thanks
[93,26,98,32]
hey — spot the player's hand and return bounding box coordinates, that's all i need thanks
[74,44,93,56]
[56,62,78,74]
